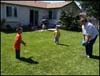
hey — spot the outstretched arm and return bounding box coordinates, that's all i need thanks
[21,40,26,46]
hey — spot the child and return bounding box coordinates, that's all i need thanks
[42,24,46,30]
[14,27,26,59]
[54,26,60,44]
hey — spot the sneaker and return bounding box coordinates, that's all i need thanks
[86,55,90,58]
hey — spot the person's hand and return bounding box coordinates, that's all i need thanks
[22,41,26,46]
[23,42,26,46]
[82,40,88,46]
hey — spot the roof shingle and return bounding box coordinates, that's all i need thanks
[1,1,72,8]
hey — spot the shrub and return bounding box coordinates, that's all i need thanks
[60,11,81,31]
[0,19,6,26]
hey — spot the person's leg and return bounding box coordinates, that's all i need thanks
[85,44,90,56]
[54,36,57,44]
[57,37,59,44]
[54,37,56,43]
[56,37,59,44]
[89,35,98,57]
[85,35,98,58]
[16,49,20,59]
[88,43,93,57]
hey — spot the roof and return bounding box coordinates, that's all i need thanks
[1,1,47,8]
[47,1,72,8]
[1,1,77,9]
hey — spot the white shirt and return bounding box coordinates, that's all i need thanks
[82,22,98,40]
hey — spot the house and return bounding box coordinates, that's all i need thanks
[1,1,81,29]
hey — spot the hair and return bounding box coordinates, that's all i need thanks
[16,27,23,32]
[80,17,87,22]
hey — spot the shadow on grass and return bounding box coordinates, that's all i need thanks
[90,55,100,60]
[58,43,69,46]
[18,57,39,64]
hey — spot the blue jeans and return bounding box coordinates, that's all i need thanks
[15,49,20,59]
[85,35,98,57]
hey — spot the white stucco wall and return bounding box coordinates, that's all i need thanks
[38,8,48,25]
[1,3,48,28]
[48,8,61,26]
[18,6,29,25]
[1,4,30,28]
[1,4,5,19]
[1,2,81,29]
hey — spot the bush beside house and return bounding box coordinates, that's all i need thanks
[60,11,81,31]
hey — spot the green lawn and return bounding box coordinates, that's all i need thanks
[1,29,99,75]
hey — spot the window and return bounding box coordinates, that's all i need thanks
[14,7,17,17]
[6,6,12,17]
[6,6,18,17]
[30,10,39,26]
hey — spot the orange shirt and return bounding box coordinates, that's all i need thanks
[14,33,22,49]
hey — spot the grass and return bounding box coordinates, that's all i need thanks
[1,29,99,75]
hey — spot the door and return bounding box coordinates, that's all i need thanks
[30,10,39,26]
[34,10,39,26]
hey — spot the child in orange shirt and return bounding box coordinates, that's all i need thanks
[14,27,26,59]
[54,26,60,44]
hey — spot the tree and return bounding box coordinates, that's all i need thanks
[60,11,81,31]
[80,1,100,19]
[60,11,67,28]
[60,11,73,29]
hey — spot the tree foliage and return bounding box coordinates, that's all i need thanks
[60,11,81,31]
[60,11,73,29]
[80,1,100,18]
